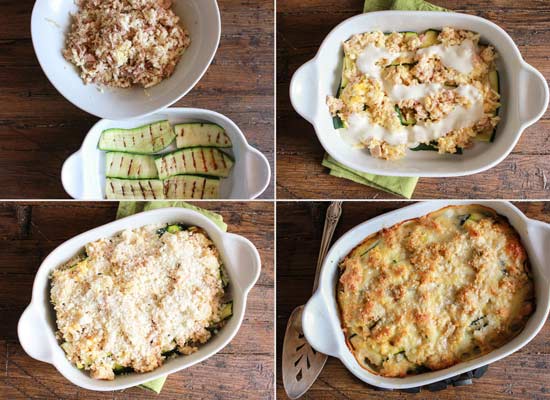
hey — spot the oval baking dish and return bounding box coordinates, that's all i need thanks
[31,0,221,120]
[302,201,550,389]
[18,207,261,391]
[61,108,271,200]
[290,11,549,177]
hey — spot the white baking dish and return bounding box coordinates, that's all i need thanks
[61,108,271,200]
[18,207,261,391]
[302,201,550,389]
[31,0,220,120]
[290,12,549,177]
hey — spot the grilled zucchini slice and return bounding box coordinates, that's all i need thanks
[476,70,500,142]
[155,148,234,179]
[105,178,165,200]
[98,120,175,154]
[175,123,232,149]
[164,175,220,199]
[105,152,158,179]
[420,29,440,48]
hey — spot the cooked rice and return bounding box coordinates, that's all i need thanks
[64,0,190,88]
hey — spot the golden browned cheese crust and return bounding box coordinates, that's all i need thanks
[337,205,535,377]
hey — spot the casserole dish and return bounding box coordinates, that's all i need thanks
[61,108,271,200]
[31,0,221,120]
[290,11,549,177]
[18,207,261,391]
[302,201,550,389]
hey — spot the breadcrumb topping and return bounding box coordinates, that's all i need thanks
[51,224,226,380]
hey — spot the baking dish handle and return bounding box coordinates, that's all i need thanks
[518,62,549,128]
[61,150,84,200]
[289,60,318,124]
[18,305,53,364]
[528,219,550,281]
[243,147,271,199]
[224,233,261,293]
[302,292,341,357]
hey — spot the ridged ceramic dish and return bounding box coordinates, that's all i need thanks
[61,108,271,200]
[290,11,549,177]
[302,201,550,389]
[18,207,261,391]
[31,0,221,119]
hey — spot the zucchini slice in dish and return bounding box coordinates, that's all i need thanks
[105,152,158,179]
[155,148,234,179]
[105,178,165,200]
[98,120,175,154]
[175,123,232,149]
[164,175,220,199]
[476,70,500,142]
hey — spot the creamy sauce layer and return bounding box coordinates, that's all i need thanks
[417,39,475,74]
[356,44,412,79]
[386,83,444,102]
[343,34,482,148]
[341,85,484,146]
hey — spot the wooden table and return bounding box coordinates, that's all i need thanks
[277,0,550,199]
[0,0,274,199]
[0,201,274,399]
[276,201,550,399]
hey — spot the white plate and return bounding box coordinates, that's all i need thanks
[61,108,271,200]
[302,201,550,389]
[31,0,221,120]
[18,207,261,391]
[290,11,549,177]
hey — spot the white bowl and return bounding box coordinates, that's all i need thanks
[302,201,550,389]
[290,11,549,177]
[61,107,271,200]
[18,207,261,391]
[31,0,221,120]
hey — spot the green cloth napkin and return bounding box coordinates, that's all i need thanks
[323,154,418,199]
[115,201,228,393]
[324,0,447,198]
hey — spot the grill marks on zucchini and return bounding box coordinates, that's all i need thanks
[105,152,158,179]
[155,148,234,179]
[106,178,165,200]
[99,121,235,199]
[98,120,175,154]
[164,175,220,199]
[175,123,232,148]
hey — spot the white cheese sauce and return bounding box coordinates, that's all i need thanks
[340,85,484,147]
[386,83,444,102]
[356,44,412,79]
[344,36,482,147]
[417,39,475,74]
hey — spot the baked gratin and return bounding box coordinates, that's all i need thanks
[337,205,534,377]
[50,223,232,380]
[327,28,500,160]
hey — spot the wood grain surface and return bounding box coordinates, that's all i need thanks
[276,0,550,199]
[276,201,550,399]
[0,201,274,399]
[0,0,274,199]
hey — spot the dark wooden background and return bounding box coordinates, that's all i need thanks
[0,0,274,199]
[0,201,274,399]
[277,0,550,199]
[276,201,550,399]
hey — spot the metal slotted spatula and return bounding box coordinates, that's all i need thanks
[282,202,343,399]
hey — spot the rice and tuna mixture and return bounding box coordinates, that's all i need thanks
[327,28,500,160]
[63,0,190,88]
[51,225,226,380]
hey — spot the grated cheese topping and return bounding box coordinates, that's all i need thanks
[51,224,226,380]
